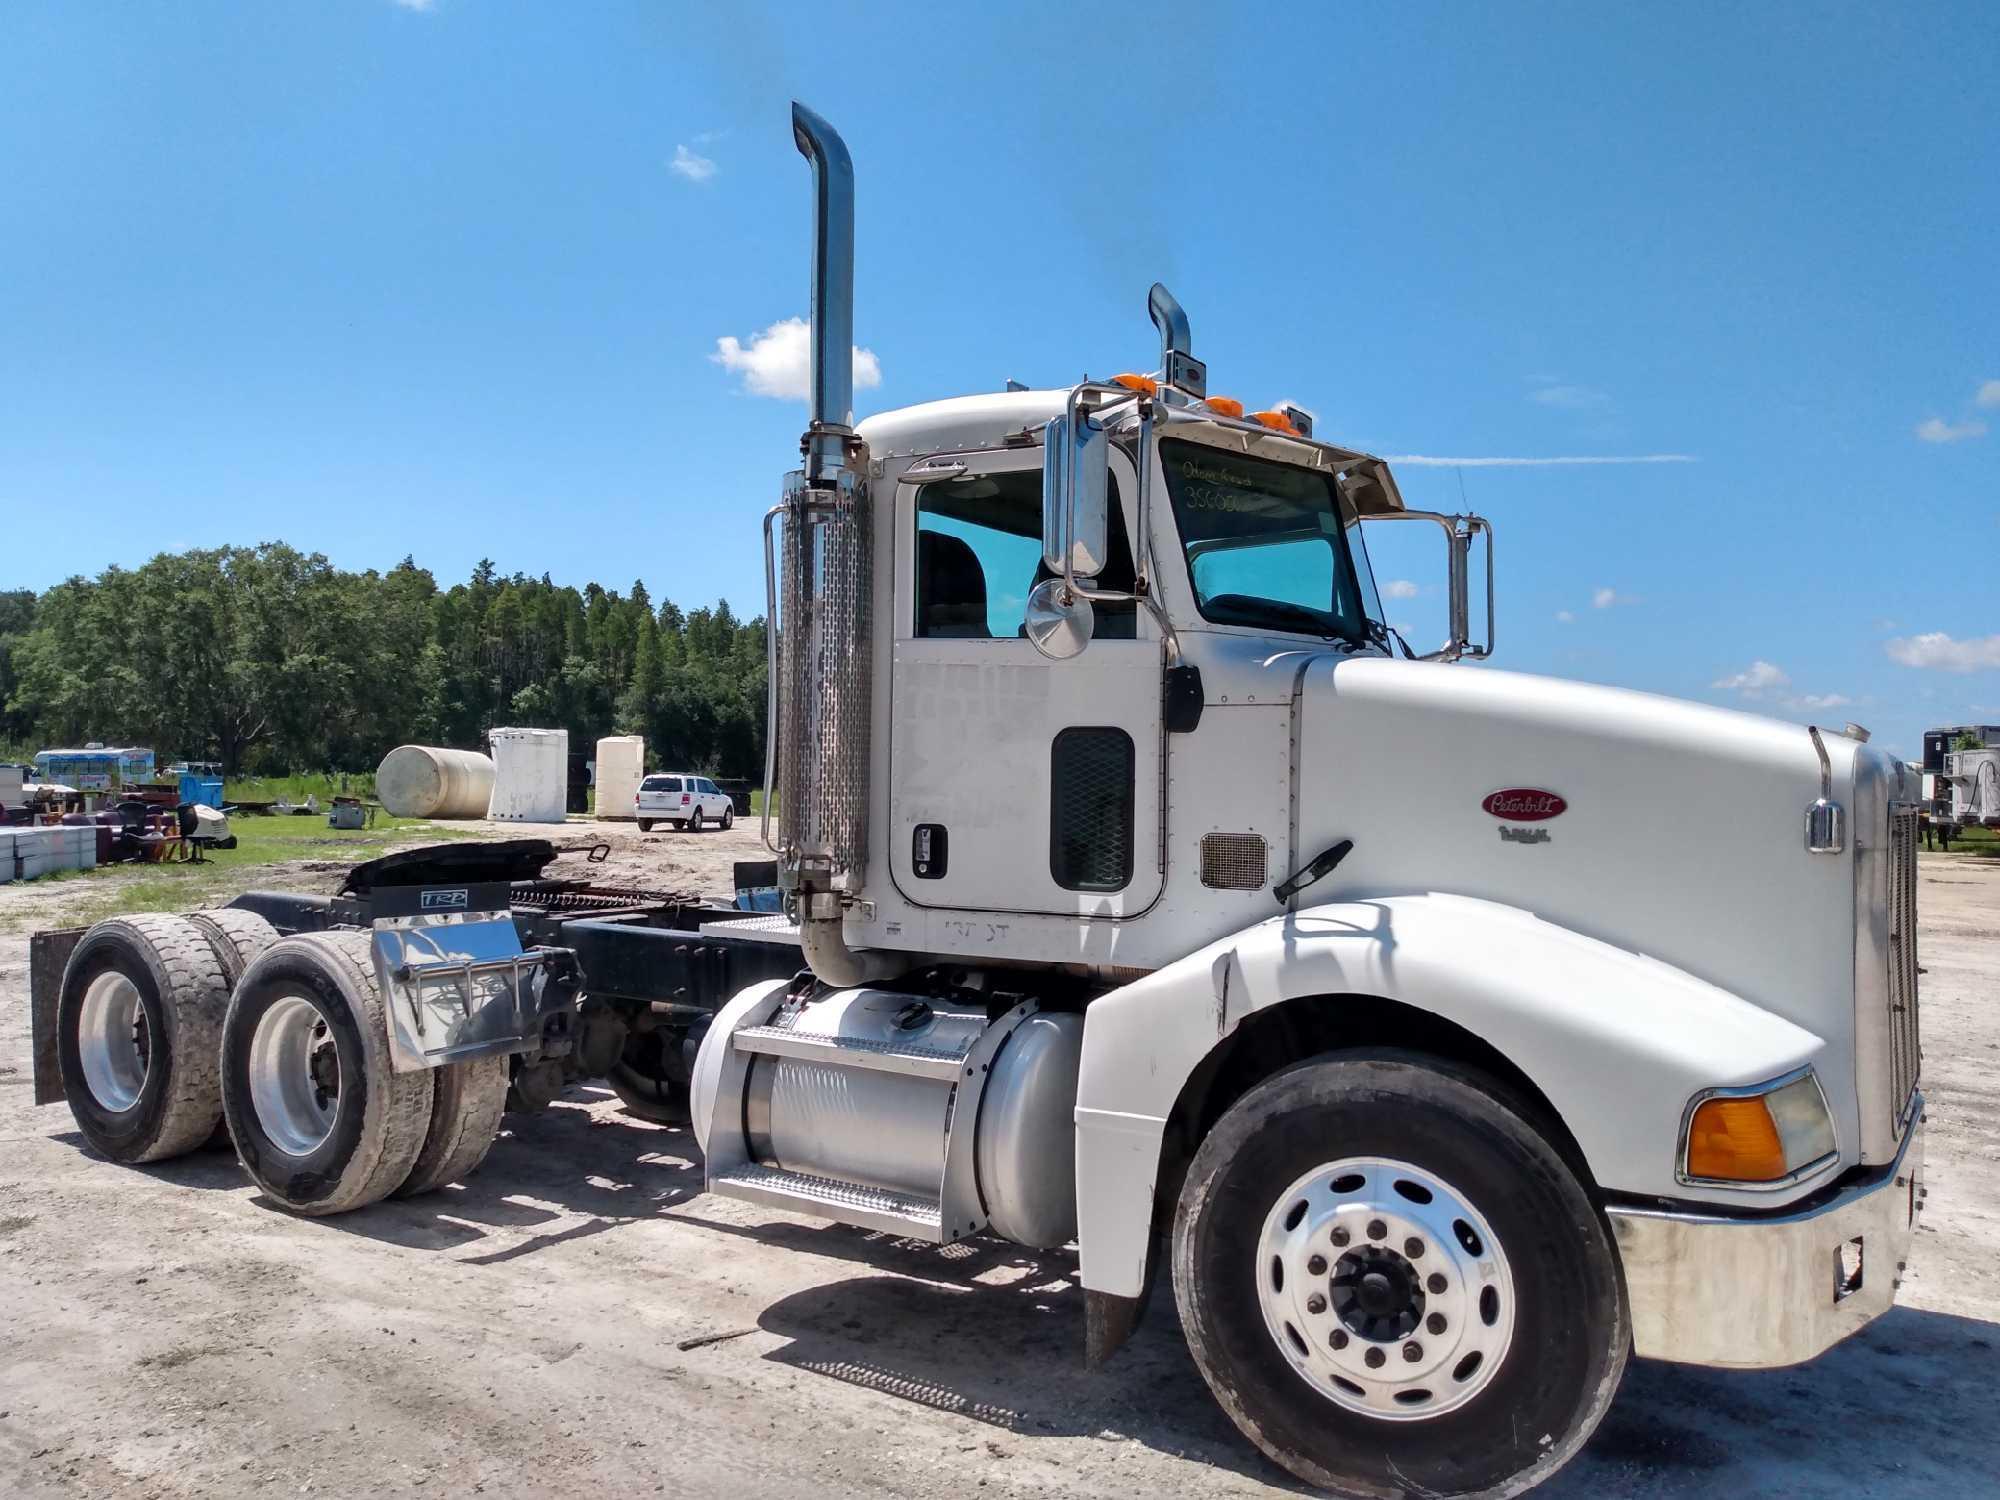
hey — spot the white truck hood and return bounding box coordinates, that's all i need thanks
[1292,657,1881,1048]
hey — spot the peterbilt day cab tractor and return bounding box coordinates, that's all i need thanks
[28,103,1925,1499]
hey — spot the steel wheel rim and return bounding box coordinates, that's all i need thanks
[1254,1155,1515,1421]
[78,971,148,1112]
[248,992,341,1156]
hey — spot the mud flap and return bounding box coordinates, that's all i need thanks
[28,927,87,1105]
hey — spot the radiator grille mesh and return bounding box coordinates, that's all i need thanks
[1200,833,1268,891]
[1886,805,1921,1130]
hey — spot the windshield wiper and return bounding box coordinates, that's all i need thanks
[1205,594,1365,646]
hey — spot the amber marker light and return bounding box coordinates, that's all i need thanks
[1250,409,1299,434]
[1111,373,1158,395]
[1681,1071,1837,1186]
[1204,396,1245,418]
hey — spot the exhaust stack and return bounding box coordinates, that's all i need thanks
[792,101,856,483]
[767,102,898,987]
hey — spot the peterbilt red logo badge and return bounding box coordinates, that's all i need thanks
[1482,789,1567,820]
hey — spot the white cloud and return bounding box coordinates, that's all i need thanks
[1385,453,1695,468]
[670,144,718,183]
[1978,380,2000,409]
[1915,415,1987,444]
[1796,692,1852,710]
[1381,579,1421,600]
[1884,632,2000,673]
[391,0,435,9]
[1713,660,1790,697]
[1592,587,1635,609]
[711,317,882,402]
[1555,610,1575,624]
[1530,382,1610,410]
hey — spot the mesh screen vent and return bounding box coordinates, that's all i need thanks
[1050,727,1135,892]
[1200,833,1268,890]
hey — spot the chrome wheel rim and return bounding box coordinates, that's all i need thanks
[248,993,341,1156]
[78,971,149,1112]
[1255,1156,1515,1421]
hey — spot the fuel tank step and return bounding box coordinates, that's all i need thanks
[709,1163,945,1241]
[731,1023,972,1082]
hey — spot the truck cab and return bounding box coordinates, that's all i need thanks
[693,102,1927,1498]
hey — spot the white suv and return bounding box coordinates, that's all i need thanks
[635,774,735,832]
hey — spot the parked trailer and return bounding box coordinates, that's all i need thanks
[28,102,1928,1500]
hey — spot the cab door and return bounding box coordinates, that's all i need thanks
[887,444,1164,918]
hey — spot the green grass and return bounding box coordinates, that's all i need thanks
[5,809,484,931]
[1936,824,2000,858]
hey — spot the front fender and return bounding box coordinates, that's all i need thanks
[1073,893,1825,1298]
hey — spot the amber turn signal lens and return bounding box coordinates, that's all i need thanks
[1250,409,1299,434]
[1685,1096,1788,1182]
[1111,372,1158,395]
[1204,396,1245,418]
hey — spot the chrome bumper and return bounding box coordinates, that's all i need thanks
[1608,1105,1924,1369]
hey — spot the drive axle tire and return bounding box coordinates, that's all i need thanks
[396,1053,508,1197]
[1172,1051,1628,1500]
[187,909,281,1148]
[607,1029,691,1124]
[221,931,435,1216]
[57,915,231,1164]
[189,908,280,987]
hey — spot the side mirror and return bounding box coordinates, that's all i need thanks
[1357,510,1494,662]
[1042,412,1110,581]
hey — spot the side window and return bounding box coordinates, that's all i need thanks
[914,467,1137,640]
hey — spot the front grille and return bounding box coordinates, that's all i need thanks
[1886,806,1921,1130]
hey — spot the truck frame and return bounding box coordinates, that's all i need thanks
[28,103,1926,1499]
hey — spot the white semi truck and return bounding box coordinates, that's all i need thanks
[28,103,1925,1499]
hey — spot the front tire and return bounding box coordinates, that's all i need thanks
[221,931,435,1216]
[1172,1052,1627,1499]
[720,806,734,830]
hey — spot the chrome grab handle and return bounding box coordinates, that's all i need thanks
[394,949,548,1037]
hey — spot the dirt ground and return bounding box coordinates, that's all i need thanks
[2,833,1996,1499]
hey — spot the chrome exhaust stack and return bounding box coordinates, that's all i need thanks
[765,102,899,987]
[793,102,856,482]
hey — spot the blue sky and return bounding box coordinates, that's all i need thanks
[2,1,1994,759]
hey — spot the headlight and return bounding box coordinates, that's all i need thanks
[1680,1069,1837,1187]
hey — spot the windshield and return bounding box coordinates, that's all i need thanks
[1159,439,1377,646]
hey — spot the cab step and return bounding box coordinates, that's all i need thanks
[731,1023,972,1082]
[709,1163,945,1241]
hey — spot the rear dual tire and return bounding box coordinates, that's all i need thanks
[56,915,231,1164]
[222,931,435,1215]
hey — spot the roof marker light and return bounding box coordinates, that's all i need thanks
[1204,396,1245,418]
[1111,373,1159,396]
[1249,409,1299,434]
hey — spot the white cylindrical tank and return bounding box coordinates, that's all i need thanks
[376,745,495,820]
[488,727,569,823]
[595,735,645,820]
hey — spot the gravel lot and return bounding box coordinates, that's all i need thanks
[2,833,1995,1499]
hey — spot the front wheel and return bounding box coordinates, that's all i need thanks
[1173,1052,1628,1499]
[720,806,734,830]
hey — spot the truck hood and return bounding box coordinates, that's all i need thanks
[1292,657,1891,1046]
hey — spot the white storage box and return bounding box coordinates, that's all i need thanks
[594,735,645,820]
[488,727,569,823]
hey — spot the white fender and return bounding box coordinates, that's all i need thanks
[1072,893,1826,1299]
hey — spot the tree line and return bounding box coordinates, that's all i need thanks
[0,545,767,778]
